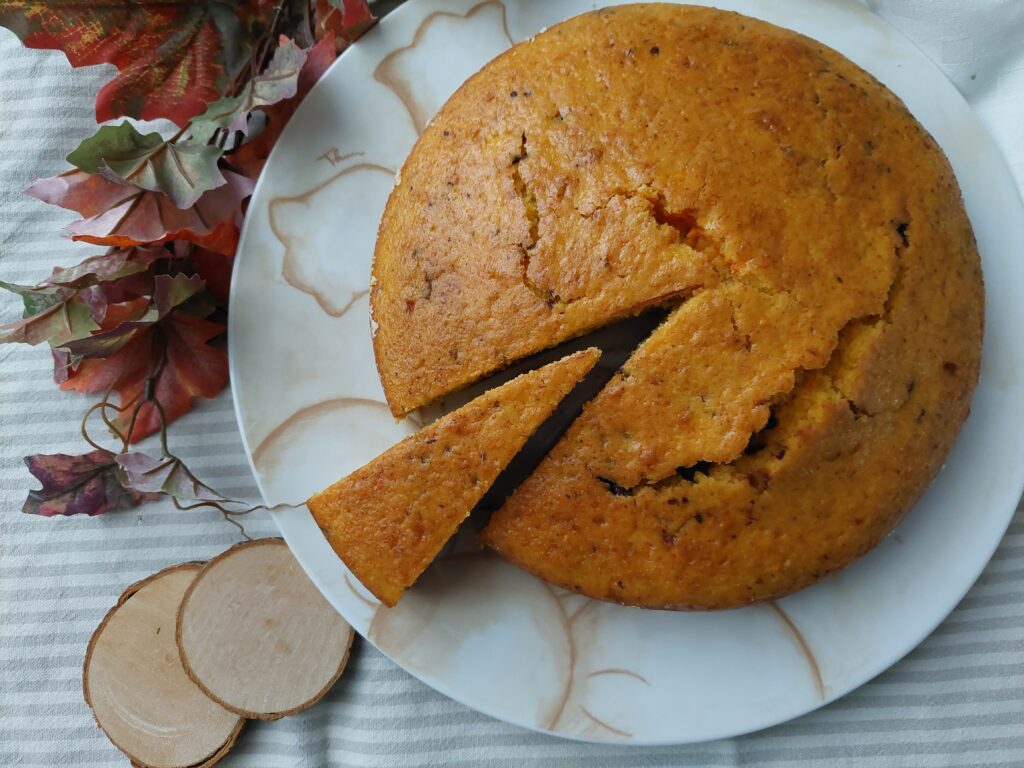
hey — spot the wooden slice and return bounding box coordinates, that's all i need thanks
[177,539,355,720]
[83,564,244,768]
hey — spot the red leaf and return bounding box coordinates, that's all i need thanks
[23,449,158,517]
[60,328,151,396]
[94,295,152,329]
[0,3,262,126]
[192,248,234,307]
[114,314,229,442]
[27,170,254,256]
[228,33,338,177]
[78,275,155,324]
[61,311,228,443]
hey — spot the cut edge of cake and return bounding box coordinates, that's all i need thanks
[306,347,601,606]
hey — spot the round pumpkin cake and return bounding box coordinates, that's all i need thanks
[371,4,983,609]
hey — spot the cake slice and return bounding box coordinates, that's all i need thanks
[307,348,600,606]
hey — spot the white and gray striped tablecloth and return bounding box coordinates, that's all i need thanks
[2,2,1022,766]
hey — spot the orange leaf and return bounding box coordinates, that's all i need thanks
[60,328,151,396]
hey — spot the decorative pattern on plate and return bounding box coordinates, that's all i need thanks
[269,156,395,317]
[375,1,513,135]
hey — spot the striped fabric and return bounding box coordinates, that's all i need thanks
[1,2,1022,766]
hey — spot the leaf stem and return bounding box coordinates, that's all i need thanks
[81,403,113,453]
[167,124,189,146]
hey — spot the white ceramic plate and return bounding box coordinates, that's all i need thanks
[229,0,1024,745]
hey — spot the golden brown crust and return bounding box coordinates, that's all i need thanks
[375,4,983,609]
[308,349,600,606]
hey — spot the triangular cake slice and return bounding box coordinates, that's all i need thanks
[307,348,600,606]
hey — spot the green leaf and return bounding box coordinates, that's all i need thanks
[190,37,308,143]
[66,122,163,174]
[123,141,226,209]
[21,289,66,318]
[0,281,91,346]
[0,279,46,296]
[0,279,65,316]
[67,122,226,209]
[0,298,99,347]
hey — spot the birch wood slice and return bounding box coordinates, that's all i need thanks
[83,564,244,768]
[176,539,355,719]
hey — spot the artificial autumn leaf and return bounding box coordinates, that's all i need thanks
[0,279,65,314]
[10,247,166,338]
[100,297,153,329]
[0,281,99,347]
[316,0,376,49]
[78,279,154,326]
[68,123,225,208]
[66,122,162,172]
[51,348,70,384]
[60,306,228,443]
[25,170,134,219]
[59,325,151,398]
[191,248,234,306]
[228,32,338,177]
[22,449,158,516]
[190,36,307,143]
[44,247,167,290]
[117,452,224,503]
[61,317,155,361]
[0,249,181,353]
[0,2,259,126]
[154,273,207,318]
[61,274,206,360]
[114,313,229,442]
[27,169,254,256]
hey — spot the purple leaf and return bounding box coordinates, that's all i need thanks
[23,450,158,517]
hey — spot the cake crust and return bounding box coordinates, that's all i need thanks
[373,4,983,609]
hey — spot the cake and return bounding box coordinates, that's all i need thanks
[372,5,983,608]
[307,348,599,606]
